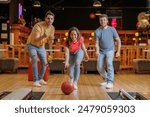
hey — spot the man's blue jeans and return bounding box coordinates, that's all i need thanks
[27,44,47,82]
[69,49,84,82]
[97,50,114,83]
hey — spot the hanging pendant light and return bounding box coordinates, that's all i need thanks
[95,10,102,16]
[93,0,102,7]
[33,0,41,7]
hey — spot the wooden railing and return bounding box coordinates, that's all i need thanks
[120,45,147,69]
[3,44,148,69]
[4,45,29,67]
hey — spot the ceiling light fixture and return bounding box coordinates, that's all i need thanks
[33,0,41,7]
[95,11,102,16]
[93,0,102,7]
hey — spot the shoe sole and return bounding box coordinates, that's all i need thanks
[34,85,42,87]
[39,82,47,85]
[106,86,113,89]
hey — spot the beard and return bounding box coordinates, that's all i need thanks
[100,24,107,29]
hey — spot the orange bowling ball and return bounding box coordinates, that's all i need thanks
[61,81,74,95]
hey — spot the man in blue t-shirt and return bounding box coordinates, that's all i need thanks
[94,14,121,89]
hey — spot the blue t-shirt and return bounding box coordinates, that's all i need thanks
[94,26,119,52]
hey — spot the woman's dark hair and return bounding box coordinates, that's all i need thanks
[66,27,81,47]
[45,10,55,18]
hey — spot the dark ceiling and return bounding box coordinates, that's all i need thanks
[24,0,148,9]
[23,0,149,30]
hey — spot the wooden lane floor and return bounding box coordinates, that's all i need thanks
[42,74,110,100]
[0,72,150,100]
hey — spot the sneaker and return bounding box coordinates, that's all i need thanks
[106,83,113,89]
[39,79,47,85]
[34,81,42,87]
[74,81,78,90]
[100,82,107,86]
[70,79,73,83]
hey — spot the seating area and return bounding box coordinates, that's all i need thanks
[82,59,97,74]
[0,44,19,73]
[48,58,121,74]
[133,59,150,73]
[49,58,65,73]
[82,59,120,74]
[0,58,19,73]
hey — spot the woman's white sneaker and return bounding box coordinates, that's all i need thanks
[74,81,78,90]
[70,79,73,83]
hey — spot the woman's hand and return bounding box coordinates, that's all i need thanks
[84,54,89,62]
[64,62,69,68]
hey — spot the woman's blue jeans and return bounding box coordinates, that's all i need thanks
[69,49,84,82]
[27,44,47,82]
[97,50,114,83]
